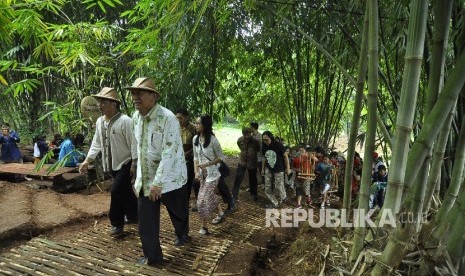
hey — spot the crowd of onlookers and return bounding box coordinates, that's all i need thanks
[0,123,86,168]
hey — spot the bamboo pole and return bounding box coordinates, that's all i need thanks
[342,5,369,211]
[400,50,465,208]
[422,0,454,214]
[371,0,430,273]
[435,118,465,222]
[381,0,430,214]
[350,0,378,262]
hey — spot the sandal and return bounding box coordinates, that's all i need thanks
[198,227,209,235]
[212,213,224,225]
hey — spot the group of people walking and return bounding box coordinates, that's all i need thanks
[77,77,239,267]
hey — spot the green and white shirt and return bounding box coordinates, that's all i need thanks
[132,104,187,196]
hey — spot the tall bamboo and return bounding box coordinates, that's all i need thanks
[350,0,378,262]
[400,50,465,207]
[423,110,454,213]
[371,0,430,273]
[445,187,465,265]
[381,0,430,215]
[431,181,465,265]
[342,5,369,211]
[271,8,393,149]
[435,118,465,222]
[422,0,453,213]
[371,37,465,276]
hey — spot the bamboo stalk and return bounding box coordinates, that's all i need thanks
[350,0,378,262]
[342,2,369,212]
[371,0,430,273]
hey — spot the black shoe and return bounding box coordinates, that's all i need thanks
[224,200,236,215]
[174,235,191,246]
[252,195,258,202]
[137,257,163,267]
[110,226,123,236]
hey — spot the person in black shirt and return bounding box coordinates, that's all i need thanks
[261,131,291,208]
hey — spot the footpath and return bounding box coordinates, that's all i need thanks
[0,162,285,275]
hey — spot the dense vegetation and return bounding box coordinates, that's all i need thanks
[1,0,465,274]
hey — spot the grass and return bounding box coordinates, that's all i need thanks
[214,125,242,156]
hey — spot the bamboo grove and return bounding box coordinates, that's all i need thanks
[1,0,465,274]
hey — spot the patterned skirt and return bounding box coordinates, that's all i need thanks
[197,170,221,219]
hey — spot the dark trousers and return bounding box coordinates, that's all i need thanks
[138,185,189,263]
[217,176,234,208]
[109,161,137,227]
[258,161,264,183]
[185,160,199,200]
[232,164,258,200]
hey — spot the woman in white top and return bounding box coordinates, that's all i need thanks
[193,114,225,235]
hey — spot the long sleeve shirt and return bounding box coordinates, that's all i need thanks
[0,131,22,162]
[237,136,260,170]
[86,113,137,172]
[132,104,187,196]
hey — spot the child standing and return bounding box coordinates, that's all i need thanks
[293,145,318,208]
[370,165,388,208]
[315,154,333,208]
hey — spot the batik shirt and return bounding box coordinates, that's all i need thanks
[132,104,187,196]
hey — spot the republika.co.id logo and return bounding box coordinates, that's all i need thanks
[265,208,427,228]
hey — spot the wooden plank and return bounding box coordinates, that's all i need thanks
[0,163,76,177]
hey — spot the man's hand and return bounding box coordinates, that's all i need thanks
[130,164,137,178]
[79,160,89,174]
[149,186,162,201]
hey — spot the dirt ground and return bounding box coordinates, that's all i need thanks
[0,158,340,275]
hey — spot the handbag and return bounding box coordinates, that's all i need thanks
[200,143,230,178]
[218,161,230,178]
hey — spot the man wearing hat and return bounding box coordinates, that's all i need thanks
[127,77,189,267]
[79,87,138,236]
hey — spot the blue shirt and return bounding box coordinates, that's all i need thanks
[0,131,22,162]
[316,162,332,184]
[58,138,81,167]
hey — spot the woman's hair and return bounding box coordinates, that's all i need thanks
[194,114,214,147]
[262,130,274,141]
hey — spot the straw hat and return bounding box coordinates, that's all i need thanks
[125,77,159,95]
[92,87,121,103]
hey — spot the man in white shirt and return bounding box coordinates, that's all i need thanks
[127,77,189,267]
[79,87,138,236]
